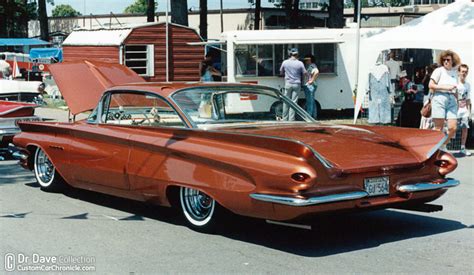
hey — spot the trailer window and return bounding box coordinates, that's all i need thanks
[124,45,154,77]
[235,43,336,77]
[235,45,257,76]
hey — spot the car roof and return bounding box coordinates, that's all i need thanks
[107,82,267,98]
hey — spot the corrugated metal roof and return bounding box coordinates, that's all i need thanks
[0,38,50,46]
[62,29,132,46]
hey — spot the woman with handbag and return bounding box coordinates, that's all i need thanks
[429,50,461,150]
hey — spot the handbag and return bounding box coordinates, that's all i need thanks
[420,99,432,118]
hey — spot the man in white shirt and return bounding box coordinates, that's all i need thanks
[384,51,401,94]
[457,64,471,156]
[0,54,11,79]
[280,48,306,121]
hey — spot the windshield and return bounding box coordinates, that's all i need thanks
[172,86,315,128]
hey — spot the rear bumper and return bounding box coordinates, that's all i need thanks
[250,178,460,207]
[250,191,369,207]
[396,178,459,192]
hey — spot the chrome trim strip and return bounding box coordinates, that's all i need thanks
[397,178,460,193]
[426,135,448,159]
[304,143,334,169]
[12,151,28,160]
[0,128,20,135]
[250,191,369,206]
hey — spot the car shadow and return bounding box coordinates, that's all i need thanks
[22,183,467,257]
[218,210,467,257]
[0,161,35,185]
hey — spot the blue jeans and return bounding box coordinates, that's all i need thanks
[283,83,301,121]
[304,84,317,118]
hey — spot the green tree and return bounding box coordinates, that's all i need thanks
[124,0,156,14]
[52,4,81,17]
[0,0,37,38]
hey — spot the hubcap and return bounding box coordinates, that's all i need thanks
[181,187,215,224]
[35,149,54,185]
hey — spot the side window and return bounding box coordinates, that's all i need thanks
[102,92,185,128]
[87,106,98,123]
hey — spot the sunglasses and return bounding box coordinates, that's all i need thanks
[443,58,452,62]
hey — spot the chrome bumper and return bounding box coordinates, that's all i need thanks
[250,178,460,207]
[250,191,369,207]
[396,178,460,193]
[0,128,20,136]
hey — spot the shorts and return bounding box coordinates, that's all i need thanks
[431,92,458,120]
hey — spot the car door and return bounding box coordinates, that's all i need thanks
[124,92,188,197]
[68,92,131,190]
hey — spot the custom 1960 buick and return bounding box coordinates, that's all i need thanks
[13,61,459,231]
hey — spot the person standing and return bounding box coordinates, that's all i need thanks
[0,54,11,79]
[280,48,306,121]
[200,53,221,82]
[384,51,401,95]
[429,50,461,150]
[303,54,319,119]
[456,64,471,156]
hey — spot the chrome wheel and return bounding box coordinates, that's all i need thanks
[34,148,55,187]
[180,187,215,227]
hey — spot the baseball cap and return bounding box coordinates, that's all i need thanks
[289,48,299,55]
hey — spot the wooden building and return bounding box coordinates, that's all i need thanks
[62,22,204,82]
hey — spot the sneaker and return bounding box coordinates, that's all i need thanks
[460,148,472,156]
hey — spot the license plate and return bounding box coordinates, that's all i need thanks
[364,176,390,196]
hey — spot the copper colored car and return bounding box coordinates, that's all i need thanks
[13,61,460,231]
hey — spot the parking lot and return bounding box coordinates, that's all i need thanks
[0,138,472,273]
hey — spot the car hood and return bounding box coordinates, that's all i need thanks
[0,100,36,118]
[218,123,445,172]
[49,61,145,115]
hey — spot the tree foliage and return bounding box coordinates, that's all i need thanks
[124,0,157,14]
[52,4,81,17]
[0,0,45,38]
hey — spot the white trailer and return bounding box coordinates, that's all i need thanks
[215,28,381,113]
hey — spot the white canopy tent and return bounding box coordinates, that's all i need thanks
[354,0,474,122]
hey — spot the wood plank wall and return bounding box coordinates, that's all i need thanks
[63,46,120,63]
[125,24,204,82]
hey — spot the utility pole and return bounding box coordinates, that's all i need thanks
[254,0,261,30]
[38,0,49,41]
[146,0,155,22]
[199,0,208,40]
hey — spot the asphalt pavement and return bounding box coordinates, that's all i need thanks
[0,151,473,273]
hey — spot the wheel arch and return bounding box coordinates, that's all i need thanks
[26,143,68,183]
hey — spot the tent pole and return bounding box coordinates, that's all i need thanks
[353,0,362,124]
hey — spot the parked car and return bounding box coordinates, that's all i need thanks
[0,100,39,146]
[13,62,459,231]
[0,100,40,160]
[0,79,43,103]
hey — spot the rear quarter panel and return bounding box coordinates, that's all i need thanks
[14,122,72,183]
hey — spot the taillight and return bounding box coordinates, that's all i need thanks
[291,173,310,182]
[435,151,457,176]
